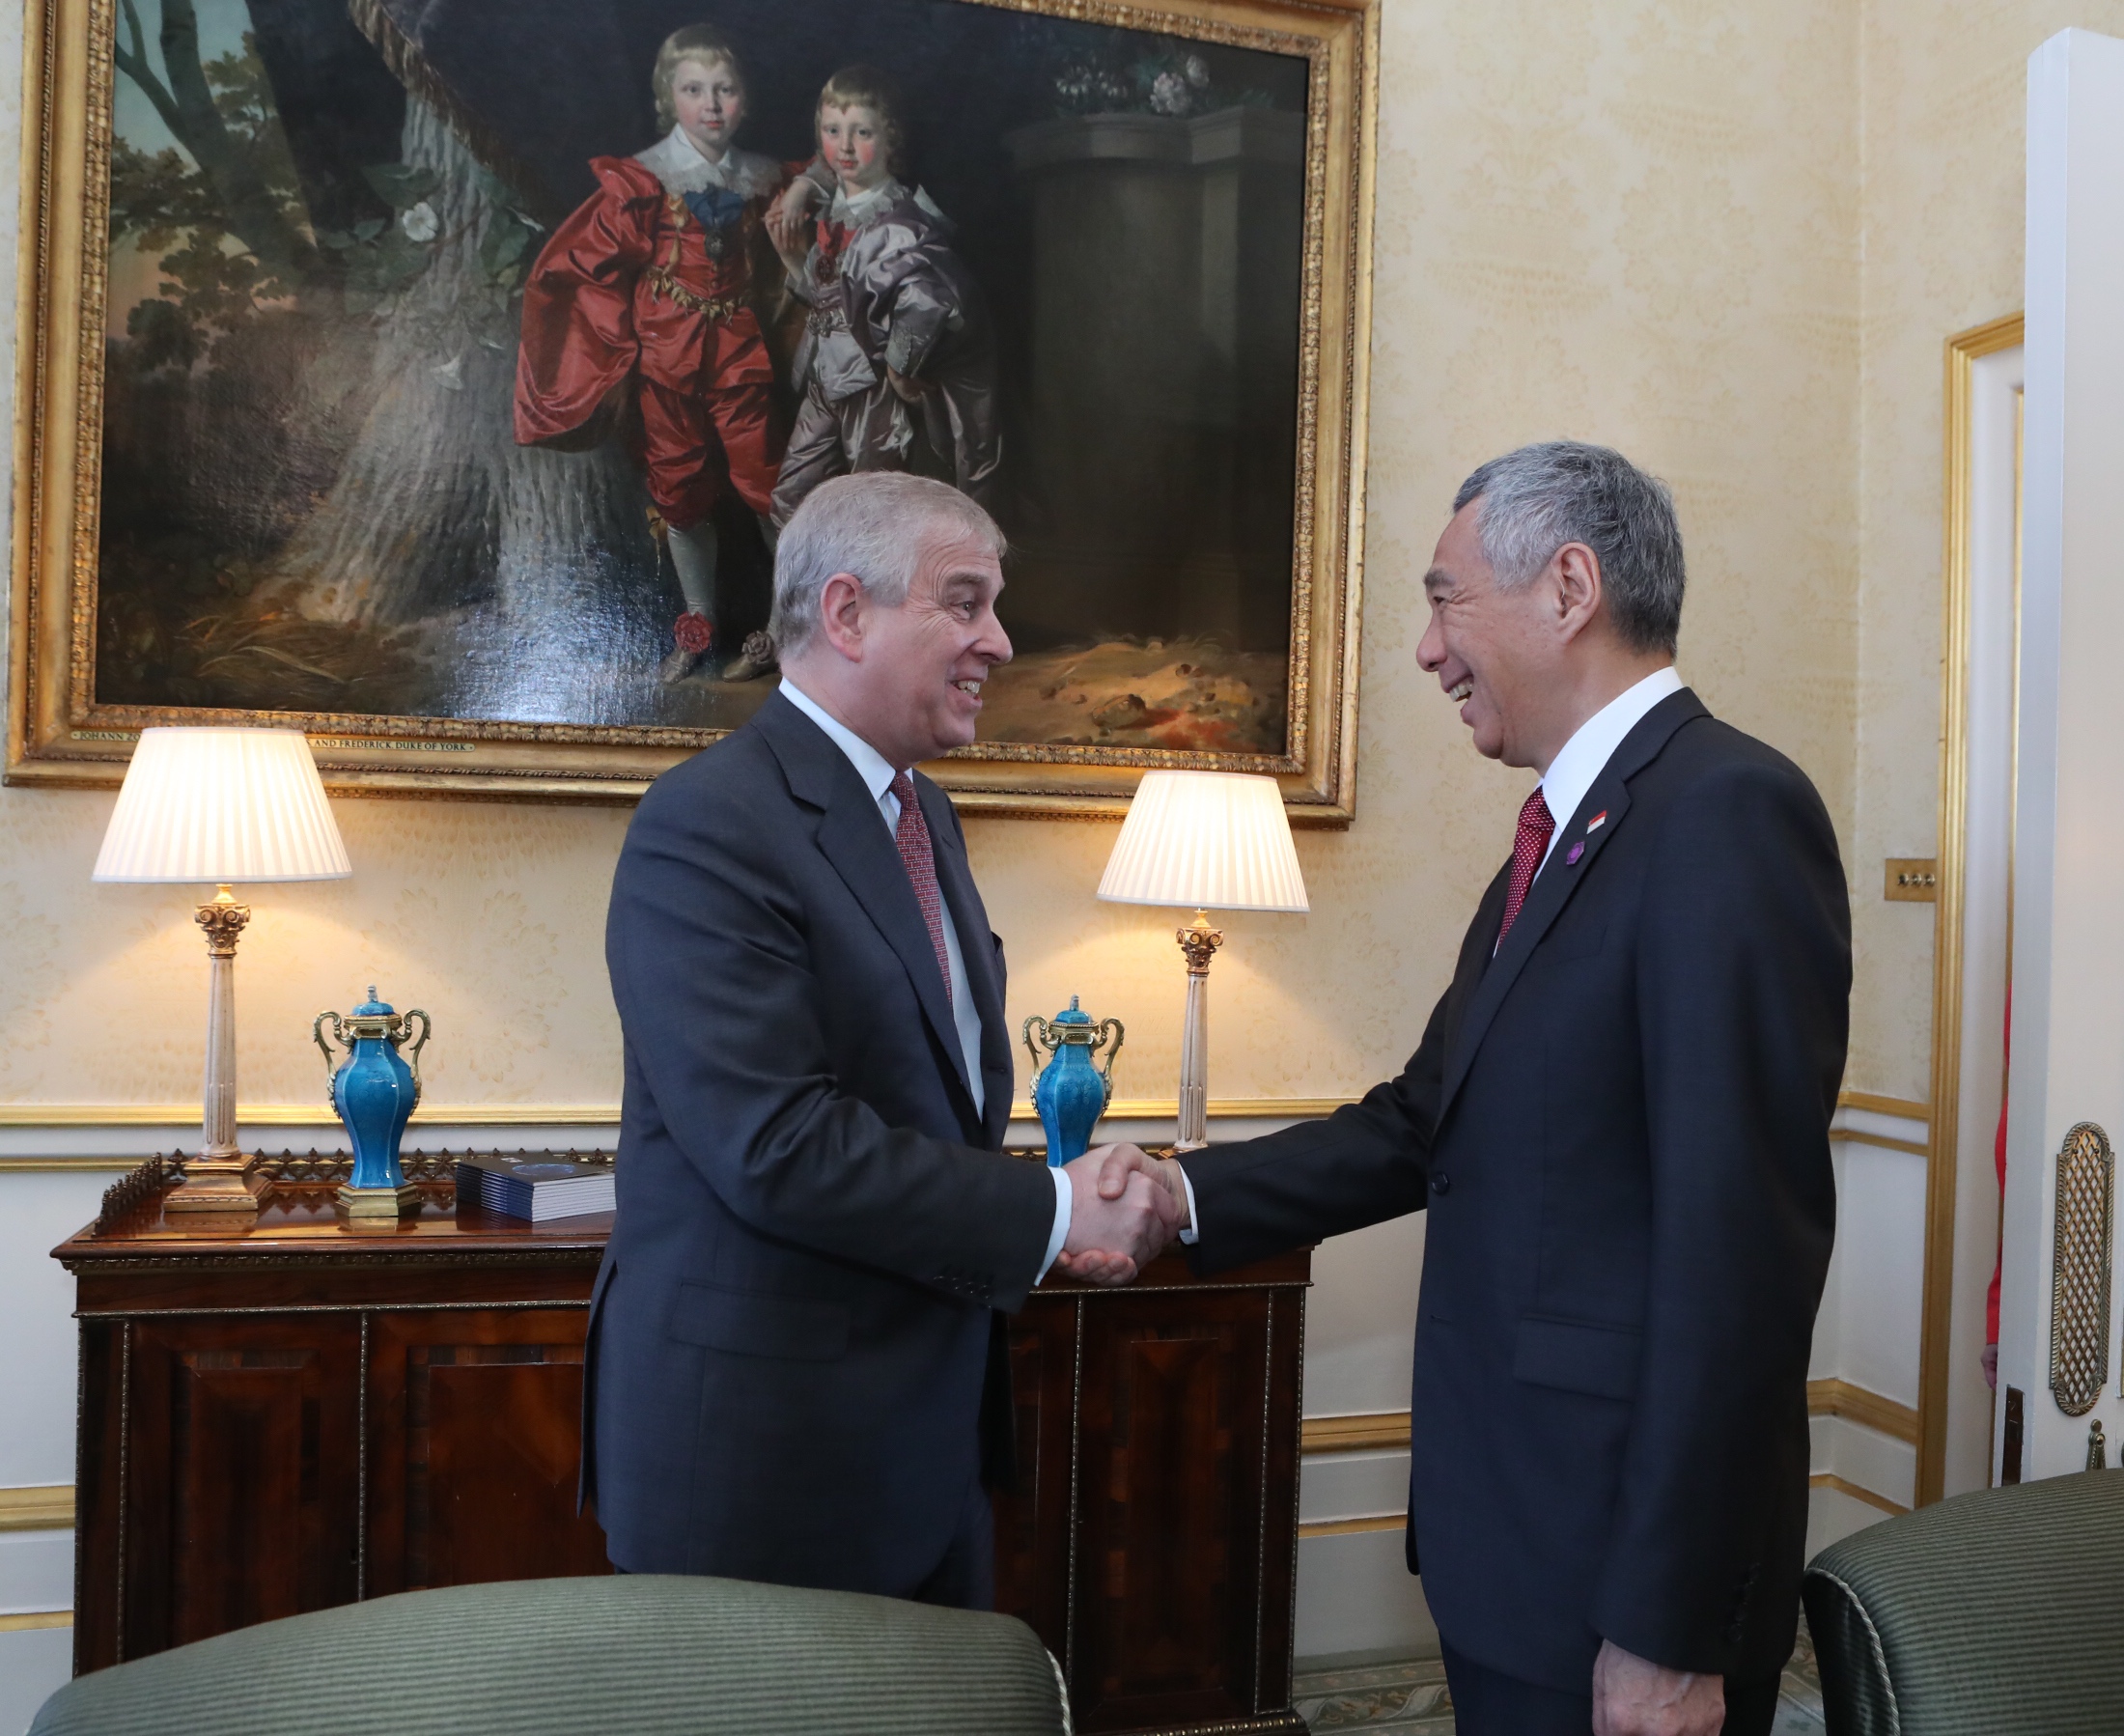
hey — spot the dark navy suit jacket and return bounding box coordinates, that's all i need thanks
[1181,691,1851,1692]
[587,690,1055,1591]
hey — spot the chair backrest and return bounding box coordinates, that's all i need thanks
[1802,1470,2124,1735]
[30,1574,1072,1736]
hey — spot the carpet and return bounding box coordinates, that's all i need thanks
[1293,1616,1828,1734]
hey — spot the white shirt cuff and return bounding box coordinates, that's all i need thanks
[1037,1164,1073,1283]
[1177,1161,1200,1246]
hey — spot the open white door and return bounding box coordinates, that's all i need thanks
[1999,27,2124,1481]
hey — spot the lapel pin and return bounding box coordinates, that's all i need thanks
[1586,810,1607,833]
[1566,841,1585,866]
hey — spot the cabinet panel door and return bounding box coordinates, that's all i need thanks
[366,1308,612,1595]
[126,1316,363,1658]
[992,1294,1080,1661]
[1069,1291,1272,1732]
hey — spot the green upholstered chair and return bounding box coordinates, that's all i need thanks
[28,1574,1072,1736]
[1802,1468,2124,1734]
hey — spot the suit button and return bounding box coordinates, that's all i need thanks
[1431,1173,1450,1195]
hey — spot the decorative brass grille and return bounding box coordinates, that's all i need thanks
[2049,1121,2113,1417]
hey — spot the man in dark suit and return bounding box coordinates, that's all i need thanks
[591,471,1177,1608]
[1096,443,1850,1735]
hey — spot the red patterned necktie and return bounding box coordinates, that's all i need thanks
[889,771,954,1005]
[1496,788,1555,945]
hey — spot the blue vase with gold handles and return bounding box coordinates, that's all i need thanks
[1022,996,1125,1167]
[314,988,433,1218]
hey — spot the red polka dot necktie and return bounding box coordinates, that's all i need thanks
[889,771,954,1005]
[1496,787,1555,945]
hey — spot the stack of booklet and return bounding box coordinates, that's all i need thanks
[455,1152,615,1222]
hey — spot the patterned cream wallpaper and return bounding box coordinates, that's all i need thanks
[0,0,1876,1114]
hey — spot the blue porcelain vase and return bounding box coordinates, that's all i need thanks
[1022,996,1125,1167]
[314,989,433,1191]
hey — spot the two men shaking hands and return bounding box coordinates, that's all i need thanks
[592,448,1848,1736]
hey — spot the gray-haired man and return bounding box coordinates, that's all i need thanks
[1097,443,1851,1736]
[589,472,1174,1606]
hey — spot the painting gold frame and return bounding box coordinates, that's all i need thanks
[7,0,1377,819]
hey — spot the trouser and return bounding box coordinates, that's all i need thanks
[1439,1640,1784,1736]
[614,1481,993,1613]
[909,1477,995,1612]
[769,358,1001,528]
[638,373,779,532]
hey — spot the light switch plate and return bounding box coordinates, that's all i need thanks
[1885,858,1938,902]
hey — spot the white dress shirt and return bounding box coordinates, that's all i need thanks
[1533,665,1684,873]
[1179,664,1685,1246]
[779,680,1073,1279]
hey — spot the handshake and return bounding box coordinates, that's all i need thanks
[1048,1144,1192,1286]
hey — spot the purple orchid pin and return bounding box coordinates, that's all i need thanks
[1565,841,1585,866]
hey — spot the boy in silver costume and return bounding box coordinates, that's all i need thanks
[768,66,1000,527]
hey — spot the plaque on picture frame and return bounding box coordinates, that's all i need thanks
[7,0,1375,820]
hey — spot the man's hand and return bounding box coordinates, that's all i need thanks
[1052,1147,1181,1285]
[1591,1638,1723,1736]
[1088,1141,1190,1232]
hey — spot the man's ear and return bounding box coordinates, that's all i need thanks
[817,572,867,660]
[1552,543,1604,641]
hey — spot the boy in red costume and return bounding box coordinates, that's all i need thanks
[516,26,818,681]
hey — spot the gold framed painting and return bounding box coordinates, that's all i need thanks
[8,0,1375,818]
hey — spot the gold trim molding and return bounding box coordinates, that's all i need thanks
[0,1095,1921,1132]
[1297,1514,1404,1539]
[0,1485,72,1530]
[0,1096,1360,1130]
[0,1103,623,1128]
[1808,1473,1909,1517]
[1302,1386,1919,1464]
[1807,1378,1919,1444]
[0,1610,73,1632]
[0,1159,154,1172]
[1301,1411,1411,1454]
[1919,312,2025,1509]
[1838,1091,1930,1122]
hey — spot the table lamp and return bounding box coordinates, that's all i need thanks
[1097,770,1307,1150]
[94,728,352,1212]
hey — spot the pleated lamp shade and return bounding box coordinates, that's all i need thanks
[1097,771,1308,912]
[93,728,351,884]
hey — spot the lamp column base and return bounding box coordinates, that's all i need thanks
[163,1152,262,1214]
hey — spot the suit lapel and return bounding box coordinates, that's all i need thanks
[1442,863,1511,1061]
[922,778,1013,1142]
[1437,689,1707,1123]
[755,695,975,1112]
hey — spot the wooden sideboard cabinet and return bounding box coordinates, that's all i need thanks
[56,1153,1310,1736]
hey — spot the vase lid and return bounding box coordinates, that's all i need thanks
[338,986,405,1041]
[1051,994,1091,1026]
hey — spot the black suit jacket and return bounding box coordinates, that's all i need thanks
[587,690,1055,1592]
[1182,690,1850,1692]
